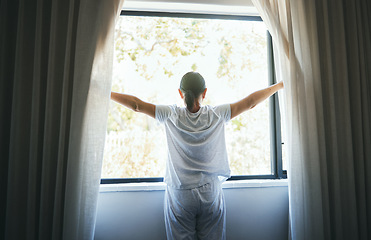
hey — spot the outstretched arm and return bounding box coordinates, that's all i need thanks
[230,81,284,119]
[111,92,156,118]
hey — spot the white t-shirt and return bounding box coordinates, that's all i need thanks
[155,104,231,189]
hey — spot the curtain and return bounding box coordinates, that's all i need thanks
[252,0,371,239]
[0,0,123,239]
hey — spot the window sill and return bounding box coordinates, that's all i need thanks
[99,179,288,193]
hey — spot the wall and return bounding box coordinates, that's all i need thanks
[123,0,258,16]
[95,180,288,240]
[125,0,254,7]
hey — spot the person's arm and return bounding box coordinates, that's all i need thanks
[111,92,156,119]
[230,81,284,119]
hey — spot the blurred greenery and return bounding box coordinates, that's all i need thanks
[102,16,270,179]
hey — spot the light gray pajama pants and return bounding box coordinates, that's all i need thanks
[164,180,226,240]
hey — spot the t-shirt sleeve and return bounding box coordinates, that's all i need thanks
[155,105,174,123]
[214,104,231,122]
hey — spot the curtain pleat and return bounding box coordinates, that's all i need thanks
[253,0,371,239]
[0,0,123,239]
[316,0,371,239]
[0,0,15,237]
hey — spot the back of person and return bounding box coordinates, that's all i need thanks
[110,71,283,239]
[155,104,231,189]
[156,72,229,239]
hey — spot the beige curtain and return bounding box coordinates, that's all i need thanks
[0,0,123,239]
[252,0,371,239]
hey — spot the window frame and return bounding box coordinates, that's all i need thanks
[101,10,286,184]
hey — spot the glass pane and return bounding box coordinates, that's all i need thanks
[102,15,270,178]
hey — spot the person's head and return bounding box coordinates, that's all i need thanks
[178,72,207,112]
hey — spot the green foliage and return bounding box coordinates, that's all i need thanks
[103,16,271,178]
[191,63,198,71]
[231,117,244,131]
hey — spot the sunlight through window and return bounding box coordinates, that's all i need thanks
[102,14,271,179]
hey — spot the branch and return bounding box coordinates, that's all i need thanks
[150,39,177,52]
[121,31,177,53]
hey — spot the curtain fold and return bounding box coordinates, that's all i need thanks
[252,0,371,239]
[0,0,123,239]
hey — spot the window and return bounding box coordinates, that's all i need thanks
[101,10,286,184]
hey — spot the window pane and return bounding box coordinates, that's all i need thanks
[102,15,270,179]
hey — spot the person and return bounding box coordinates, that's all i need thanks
[111,72,284,240]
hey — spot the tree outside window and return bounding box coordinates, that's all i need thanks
[102,15,270,179]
